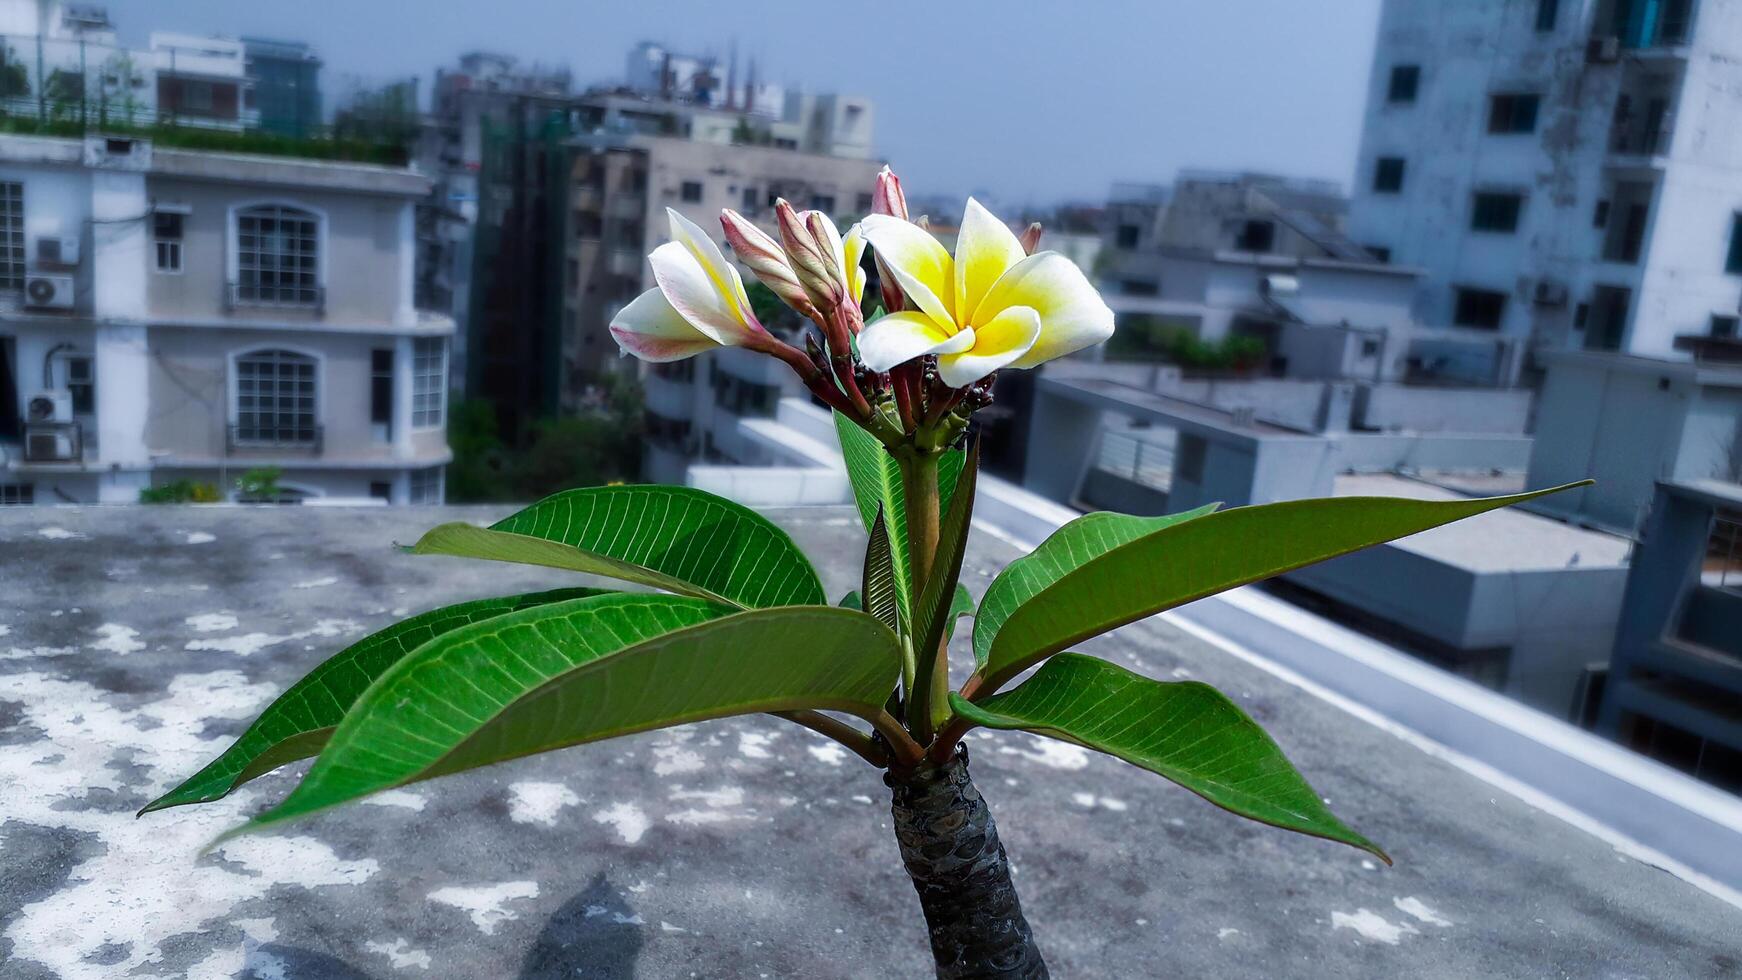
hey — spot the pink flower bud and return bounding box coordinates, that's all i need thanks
[720,209,819,320]
[872,166,908,221]
[776,199,843,314]
[1019,222,1043,256]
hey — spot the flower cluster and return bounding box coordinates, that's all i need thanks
[609,166,1114,448]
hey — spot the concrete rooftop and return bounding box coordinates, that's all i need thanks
[1,504,1737,979]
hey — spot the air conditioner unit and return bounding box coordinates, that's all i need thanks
[1533,279,1569,307]
[1587,36,1621,63]
[26,427,77,461]
[35,236,79,267]
[27,390,73,423]
[23,274,74,310]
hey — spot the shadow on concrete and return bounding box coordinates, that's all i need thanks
[518,872,646,979]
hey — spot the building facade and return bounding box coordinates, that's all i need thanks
[243,37,322,138]
[0,133,451,505]
[1349,0,1742,375]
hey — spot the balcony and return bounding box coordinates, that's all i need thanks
[226,422,323,455]
[225,281,326,314]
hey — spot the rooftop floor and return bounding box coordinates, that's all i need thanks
[0,505,1736,978]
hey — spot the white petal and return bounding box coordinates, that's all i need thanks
[609,288,720,362]
[937,306,1040,387]
[955,198,1026,325]
[665,207,756,326]
[648,241,756,346]
[976,251,1115,369]
[861,214,956,331]
[857,311,973,373]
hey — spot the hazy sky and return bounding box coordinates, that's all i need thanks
[94,0,1382,206]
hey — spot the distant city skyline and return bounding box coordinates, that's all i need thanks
[84,0,1382,207]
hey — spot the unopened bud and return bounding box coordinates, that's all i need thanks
[872,165,908,221]
[777,199,843,314]
[721,209,818,320]
[1019,222,1043,255]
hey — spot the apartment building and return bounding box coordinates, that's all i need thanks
[1348,0,1742,378]
[0,133,452,505]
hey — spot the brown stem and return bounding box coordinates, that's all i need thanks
[871,708,927,769]
[893,365,917,432]
[773,710,890,768]
[900,451,943,740]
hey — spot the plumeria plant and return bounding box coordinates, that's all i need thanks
[147,167,1583,978]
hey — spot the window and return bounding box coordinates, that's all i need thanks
[64,355,93,415]
[1727,214,1742,274]
[1536,0,1560,31]
[182,80,214,112]
[0,483,33,505]
[740,186,759,210]
[1594,200,1611,228]
[409,466,444,505]
[1586,285,1632,350]
[235,204,320,306]
[1366,245,1393,263]
[369,481,392,502]
[1471,191,1525,233]
[1604,201,1649,263]
[370,348,393,439]
[1711,314,1739,339]
[153,211,183,272]
[1387,65,1420,104]
[855,192,874,213]
[810,194,837,213]
[680,181,704,202]
[1119,279,1159,297]
[1488,93,1540,134]
[1235,220,1275,253]
[234,349,318,445]
[1116,224,1141,248]
[1373,156,1406,193]
[0,181,21,292]
[1454,287,1508,329]
[712,374,778,416]
[412,337,446,428]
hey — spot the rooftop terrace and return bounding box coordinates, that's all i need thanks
[0,505,1738,978]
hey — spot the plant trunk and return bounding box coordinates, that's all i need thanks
[886,748,1049,979]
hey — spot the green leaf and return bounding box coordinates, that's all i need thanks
[139,588,603,815]
[838,590,863,610]
[861,507,900,634]
[910,440,979,733]
[945,584,974,645]
[833,412,963,622]
[222,595,901,838]
[973,504,1221,668]
[410,485,825,609]
[949,654,1387,862]
[975,484,1587,694]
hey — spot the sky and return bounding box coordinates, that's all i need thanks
[93,0,1383,207]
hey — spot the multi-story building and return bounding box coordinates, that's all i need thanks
[243,37,322,138]
[0,132,451,505]
[1348,0,1742,380]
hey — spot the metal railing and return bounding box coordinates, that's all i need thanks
[226,422,323,455]
[1707,510,1742,597]
[1094,430,1175,492]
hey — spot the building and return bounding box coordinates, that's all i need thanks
[1348,0,1742,378]
[243,37,322,138]
[1528,349,1742,532]
[1599,478,1742,790]
[424,44,882,445]
[0,132,452,505]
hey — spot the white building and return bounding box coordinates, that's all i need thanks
[0,133,452,505]
[1348,0,1742,378]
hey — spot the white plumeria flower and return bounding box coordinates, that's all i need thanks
[857,198,1113,387]
[609,207,769,362]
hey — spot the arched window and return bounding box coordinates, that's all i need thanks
[235,204,321,306]
[233,348,319,446]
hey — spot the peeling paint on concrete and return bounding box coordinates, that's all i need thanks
[184,619,362,657]
[507,781,580,827]
[365,937,433,970]
[361,789,427,812]
[806,742,846,767]
[737,731,775,759]
[427,881,539,935]
[1394,896,1453,928]
[652,744,705,776]
[185,613,239,633]
[38,526,84,540]
[88,623,145,656]
[1332,908,1419,946]
[997,735,1091,770]
[184,532,217,545]
[592,802,650,844]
